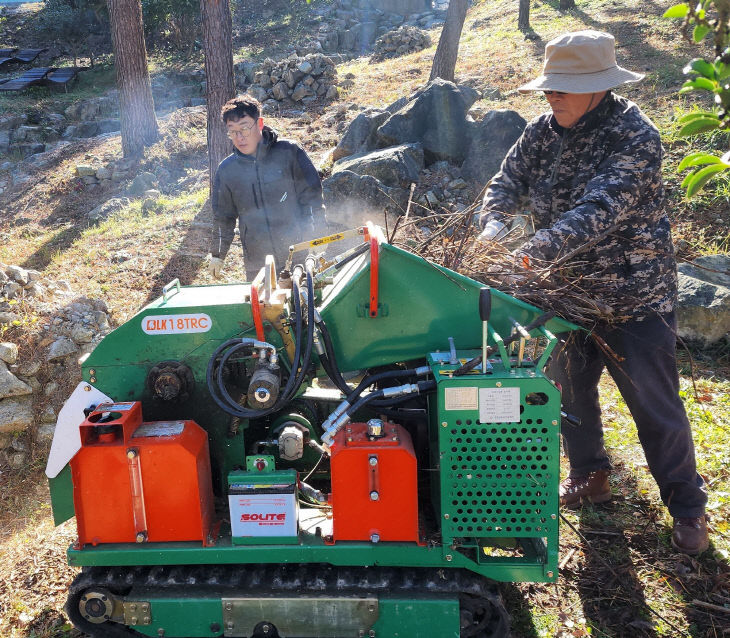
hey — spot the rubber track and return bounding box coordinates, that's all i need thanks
[67,563,510,638]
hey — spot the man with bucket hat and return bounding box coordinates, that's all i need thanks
[478,30,709,555]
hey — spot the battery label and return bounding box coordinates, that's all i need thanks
[142,313,212,335]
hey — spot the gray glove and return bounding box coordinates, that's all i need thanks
[477,219,509,243]
[208,256,223,279]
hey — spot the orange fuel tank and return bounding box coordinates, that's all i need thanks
[330,421,419,543]
[70,401,215,547]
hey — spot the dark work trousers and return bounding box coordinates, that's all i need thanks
[548,312,707,518]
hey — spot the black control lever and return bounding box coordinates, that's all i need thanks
[453,310,556,376]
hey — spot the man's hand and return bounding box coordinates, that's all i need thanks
[208,256,224,279]
[476,219,508,243]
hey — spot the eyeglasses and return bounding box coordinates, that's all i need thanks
[227,122,255,139]
[542,90,567,96]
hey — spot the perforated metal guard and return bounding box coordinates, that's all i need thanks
[435,376,561,544]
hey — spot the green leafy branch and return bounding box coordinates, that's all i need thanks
[664,1,730,195]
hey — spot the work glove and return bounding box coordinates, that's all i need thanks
[208,256,224,279]
[476,219,509,243]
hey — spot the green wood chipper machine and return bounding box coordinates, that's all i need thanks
[47,224,578,638]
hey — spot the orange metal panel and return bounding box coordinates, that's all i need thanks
[330,422,419,542]
[70,402,214,547]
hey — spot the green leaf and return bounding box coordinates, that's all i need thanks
[677,152,724,172]
[676,110,717,124]
[679,116,721,136]
[686,164,729,197]
[693,24,711,42]
[680,170,696,190]
[683,57,717,79]
[680,77,717,92]
[663,3,689,17]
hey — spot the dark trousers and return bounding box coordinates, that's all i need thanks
[548,312,707,518]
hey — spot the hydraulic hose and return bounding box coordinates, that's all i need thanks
[206,275,305,419]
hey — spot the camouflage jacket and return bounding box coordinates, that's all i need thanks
[480,92,677,321]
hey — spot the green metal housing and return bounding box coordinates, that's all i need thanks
[51,241,578,637]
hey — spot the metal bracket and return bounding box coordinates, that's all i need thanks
[123,600,152,626]
[357,302,388,317]
[222,596,378,637]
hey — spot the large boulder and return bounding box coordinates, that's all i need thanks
[323,169,408,228]
[0,395,33,433]
[368,0,431,14]
[461,110,526,187]
[676,254,730,345]
[88,197,131,222]
[376,79,479,164]
[333,109,390,162]
[332,143,424,188]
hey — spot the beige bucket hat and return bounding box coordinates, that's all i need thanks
[518,30,644,94]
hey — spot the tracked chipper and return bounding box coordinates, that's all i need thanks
[46,224,578,637]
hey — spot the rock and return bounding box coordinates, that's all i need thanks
[322,169,409,226]
[40,406,57,424]
[272,81,289,101]
[97,119,121,134]
[247,85,270,102]
[325,85,339,100]
[0,395,33,433]
[4,281,22,299]
[676,254,730,345]
[332,142,424,188]
[298,60,313,74]
[70,325,94,344]
[291,83,314,101]
[376,79,479,164]
[44,381,59,396]
[333,109,390,162]
[0,342,18,364]
[0,113,27,130]
[47,337,78,362]
[0,361,32,399]
[88,197,131,222]
[6,265,29,285]
[75,121,101,138]
[127,172,159,197]
[461,109,526,186]
[0,312,20,325]
[37,424,56,441]
[17,360,41,377]
[95,166,112,180]
[9,451,28,469]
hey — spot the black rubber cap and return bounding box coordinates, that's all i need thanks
[479,286,492,322]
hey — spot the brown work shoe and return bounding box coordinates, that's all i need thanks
[559,469,611,509]
[671,516,709,555]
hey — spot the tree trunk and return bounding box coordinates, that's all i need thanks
[559,0,576,8]
[429,0,468,82]
[518,0,530,31]
[200,0,235,196]
[107,0,159,157]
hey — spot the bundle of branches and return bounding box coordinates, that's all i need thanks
[389,206,645,329]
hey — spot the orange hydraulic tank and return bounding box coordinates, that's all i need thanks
[70,401,215,547]
[330,421,419,543]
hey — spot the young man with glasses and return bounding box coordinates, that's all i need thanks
[209,95,325,279]
[477,30,709,555]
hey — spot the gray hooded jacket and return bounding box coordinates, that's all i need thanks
[211,127,325,272]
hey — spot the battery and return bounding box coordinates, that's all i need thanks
[228,463,298,544]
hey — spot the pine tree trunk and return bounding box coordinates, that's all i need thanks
[107,0,159,158]
[559,0,576,8]
[200,0,235,196]
[429,0,468,82]
[518,0,530,31]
